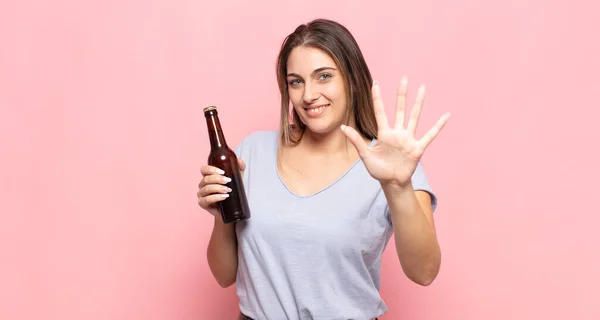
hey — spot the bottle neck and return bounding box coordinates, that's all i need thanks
[206,113,228,149]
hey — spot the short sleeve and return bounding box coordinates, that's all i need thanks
[411,161,438,213]
[384,161,438,227]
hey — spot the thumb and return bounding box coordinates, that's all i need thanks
[238,158,246,173]
[341,125,369,157]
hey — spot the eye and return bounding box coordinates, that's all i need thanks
[318,73,332,81]
[288,79,302,87]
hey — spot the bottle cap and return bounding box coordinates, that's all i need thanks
[203,106,217,113]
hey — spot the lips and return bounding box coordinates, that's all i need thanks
[303,104,330,115]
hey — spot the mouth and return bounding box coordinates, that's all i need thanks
[303,104,330,115]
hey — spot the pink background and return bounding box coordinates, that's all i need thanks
[1,0,599,319]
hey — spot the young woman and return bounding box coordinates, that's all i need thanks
[198,18,450,320]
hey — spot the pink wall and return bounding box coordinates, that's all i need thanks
[1,0,599,319]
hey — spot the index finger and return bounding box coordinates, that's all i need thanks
[201,165,225,176]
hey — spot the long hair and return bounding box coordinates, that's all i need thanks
[276,19,378,146]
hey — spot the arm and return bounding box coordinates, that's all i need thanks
[340,77,449,286]
[206,217,238,288]
[382,182,440,286]
[200,158,246,288]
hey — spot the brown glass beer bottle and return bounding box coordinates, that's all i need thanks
[203,106,251,223]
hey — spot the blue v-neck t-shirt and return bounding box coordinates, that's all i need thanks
[232,130,437,320]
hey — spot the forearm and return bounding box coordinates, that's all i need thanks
[382,182,441,286]
[207,216,238,288]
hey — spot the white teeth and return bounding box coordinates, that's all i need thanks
[306,104,329,114]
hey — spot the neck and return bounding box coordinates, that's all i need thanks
[299,125,363,156]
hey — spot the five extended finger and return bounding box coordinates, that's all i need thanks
[407,85,426,135]
[419,112,450,150]
[341,124,370,158]
[372,81,389,132]
[395,76,408,129]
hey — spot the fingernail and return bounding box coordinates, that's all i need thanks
[216,168,225,175]
[224,187,232,192]
[223,177,232,183]
[221,194,229,198]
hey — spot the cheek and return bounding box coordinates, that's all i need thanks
[325,82,346,104]
[288,89,303,105]
[287,94,302,117]
[327,90,346,109]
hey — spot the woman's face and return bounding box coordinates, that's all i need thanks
[286,46,348,135]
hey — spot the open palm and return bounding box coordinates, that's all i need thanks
[342,76,450,187]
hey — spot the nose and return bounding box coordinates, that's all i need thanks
[302,82,319,105]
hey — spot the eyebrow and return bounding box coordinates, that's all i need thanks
[287,67,337,78]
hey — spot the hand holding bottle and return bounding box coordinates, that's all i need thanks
[197,158,246,218]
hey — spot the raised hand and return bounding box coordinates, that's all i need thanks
[341,76,449,188]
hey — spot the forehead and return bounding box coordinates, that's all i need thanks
[286,46,337,74]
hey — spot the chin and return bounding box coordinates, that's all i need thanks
[296,107,344,135]
[302,121,340,135]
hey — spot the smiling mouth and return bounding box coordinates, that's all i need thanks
[304,104,330,114]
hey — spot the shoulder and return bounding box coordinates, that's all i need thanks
[236,130,278,149]
[234,130,278,156]
[240,130,278,145]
